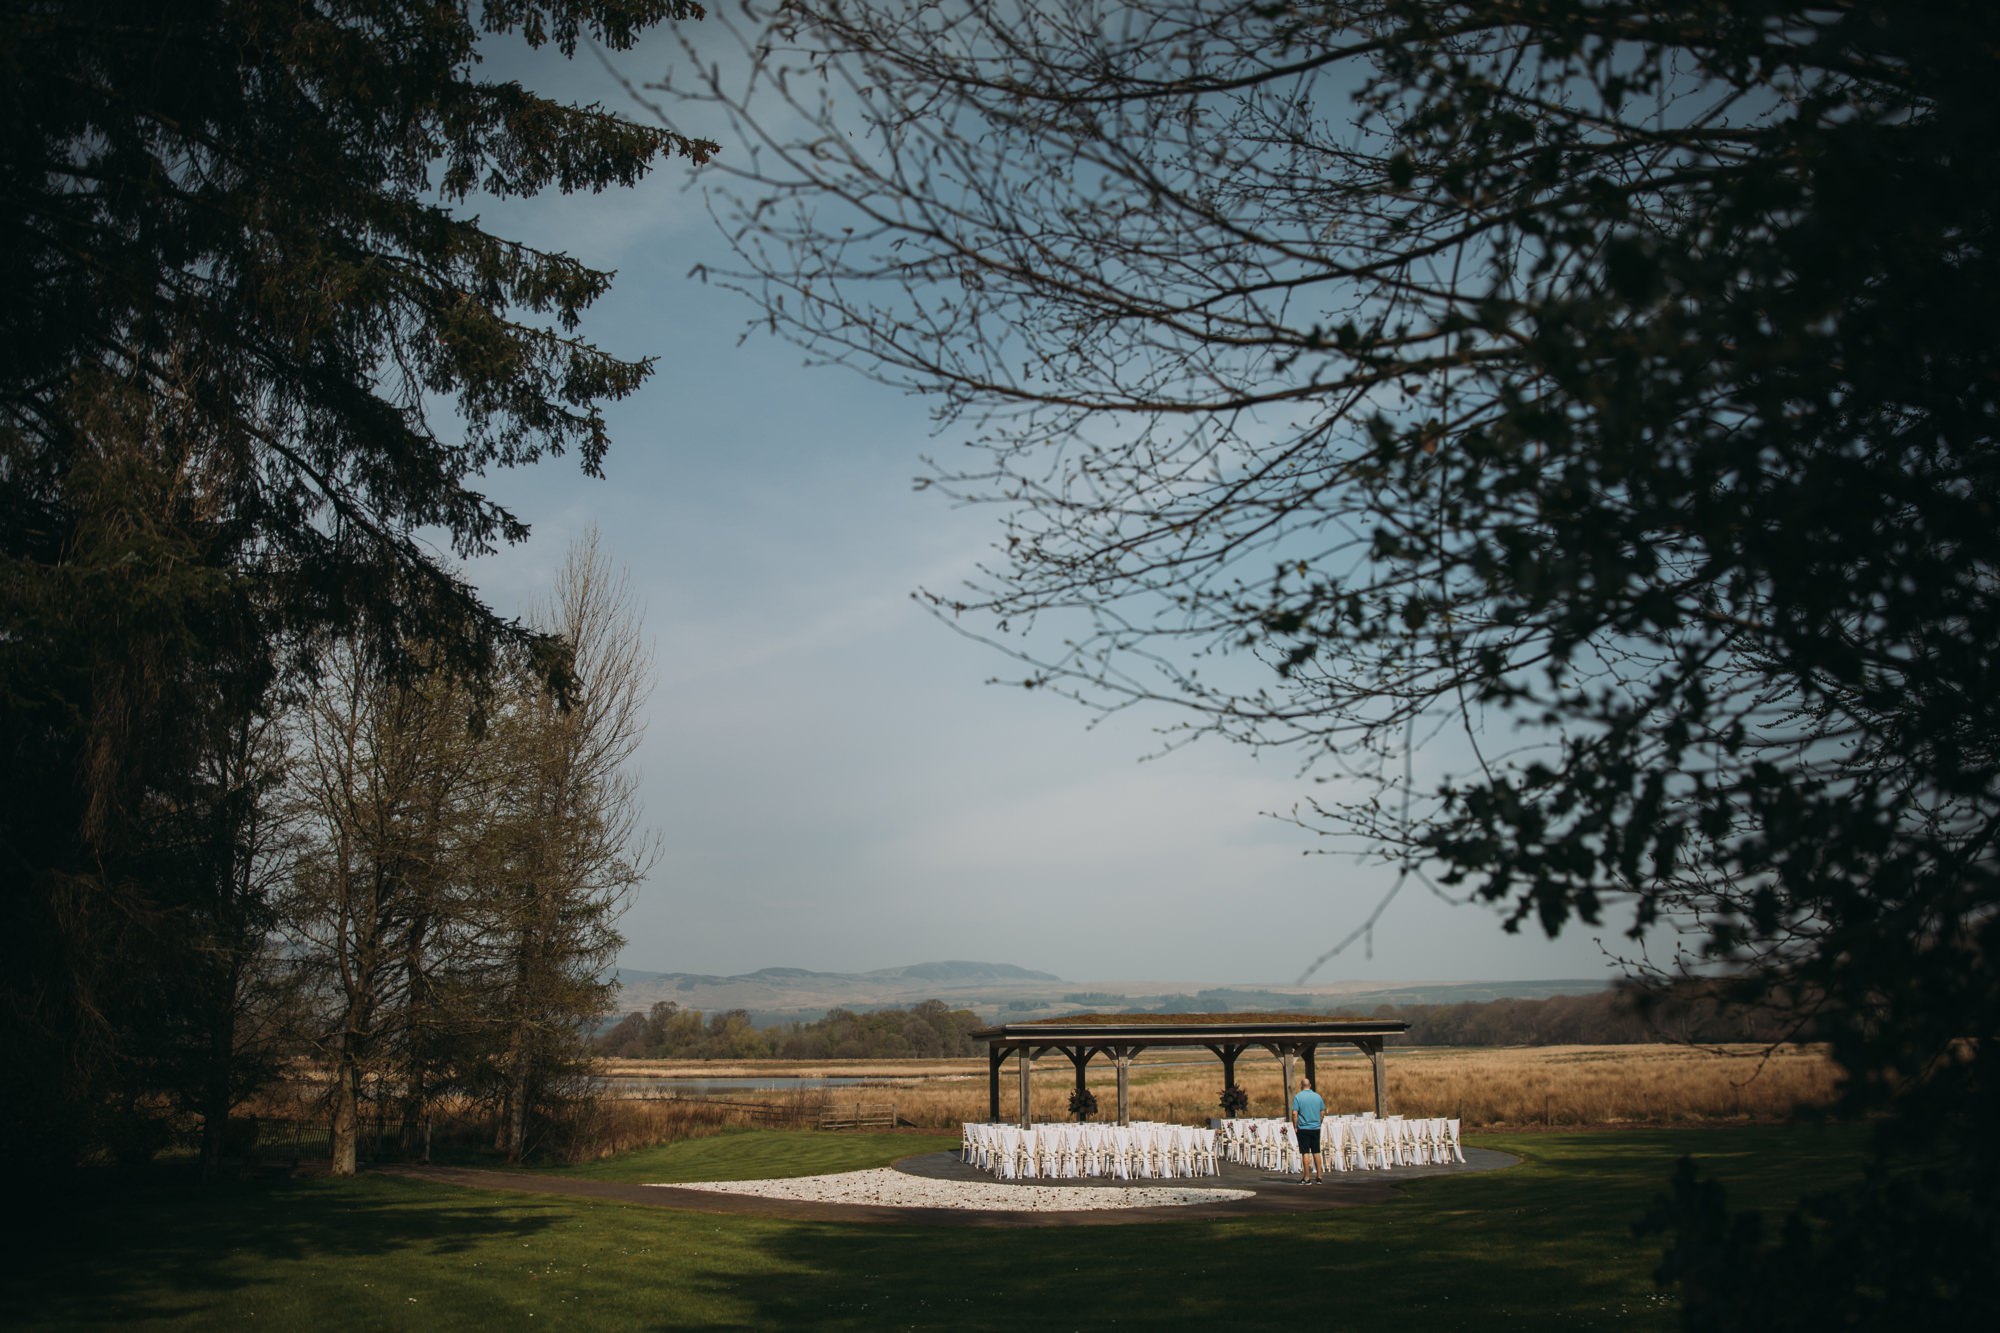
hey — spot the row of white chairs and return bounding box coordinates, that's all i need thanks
[1219,1115,1465,1171]
[961,1121,1220,1180]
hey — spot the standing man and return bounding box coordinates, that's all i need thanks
[1290,1074,1326,1183]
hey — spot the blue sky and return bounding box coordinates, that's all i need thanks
[450,21,1634,986]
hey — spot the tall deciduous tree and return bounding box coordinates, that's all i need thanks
[281,532,652,1172]
[687,1,1999,1319]
[486,530,654,1163]
[0,0,709,1169]
[284,638,488,1176]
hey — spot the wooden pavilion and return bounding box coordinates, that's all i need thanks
[971,1013,1412,1128]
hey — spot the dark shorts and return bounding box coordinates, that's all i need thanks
[1297,1126,1321,1153]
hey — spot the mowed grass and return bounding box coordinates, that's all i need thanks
[4,1124,1868,1331]
[540,1128,959,1183]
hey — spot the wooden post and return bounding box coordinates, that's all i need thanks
[987,1045,1004,1124]
[1302,1045,1318,1090]
[1369,1040,1387,1118]
[1018,1049,1033,1128]
[1281,1051,1295,1116]
[1115,1053,1131,1126]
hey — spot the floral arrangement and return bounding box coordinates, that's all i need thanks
[1067,1087,1100,1122]
[1219,1084,1249,1115]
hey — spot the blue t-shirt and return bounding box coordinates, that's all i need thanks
[1291,1088,1325,1130]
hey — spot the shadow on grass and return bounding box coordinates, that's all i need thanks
[0,1125,1871,1331]
[2,1164,565,1327]
[657,1124,1870,1331]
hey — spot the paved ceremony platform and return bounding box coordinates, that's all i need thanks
[387,1145,1515,1228]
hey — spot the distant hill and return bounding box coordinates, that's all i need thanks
[607,961,1609,1025]
[872,960,1061,984]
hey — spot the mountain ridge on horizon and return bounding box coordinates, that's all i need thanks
[608,959,1613,1025]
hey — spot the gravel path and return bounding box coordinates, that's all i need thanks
[659,1167,1255,1212]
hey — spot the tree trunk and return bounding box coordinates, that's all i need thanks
[329,1032,360,1176]
[197,973,237,1181]
[504,1045,531,1165]
[398,910,430,1159]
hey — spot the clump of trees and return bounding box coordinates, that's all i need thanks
[685,0,1999,1319]
[283,535,654,1170]
[597,999,987,1060]
[1,1,700,1180]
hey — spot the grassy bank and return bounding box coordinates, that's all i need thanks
[4,1123,1865,1330]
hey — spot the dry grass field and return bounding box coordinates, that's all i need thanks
[597,1042,1840,1134]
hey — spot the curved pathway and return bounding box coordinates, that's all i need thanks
[384,1146,1516,1229]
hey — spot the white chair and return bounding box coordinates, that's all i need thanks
[993,1125,1019,1180]
[1446,1117,1465,1163]
[1078,1123,1103,1178]
[1323,1117,1350,1173]
[1348,1116,1374,1170]
[1123,1123,1149,1178]
[1138,1123,1166,1178]
[1149,1123,1175,1178]
[1272,1112,1304,1168]
[1107,1125,1134,1180]
[1194,1126,1220,1176]
[967,1123,991,1171]
[1356,1117,1385,1169]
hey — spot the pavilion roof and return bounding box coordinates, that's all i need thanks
[1013,1011,1360,1026]
[970,1012,1409,1042]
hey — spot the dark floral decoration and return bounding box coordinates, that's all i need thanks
[1219,1084,1249,1116]
[1068,1087,1100,1122]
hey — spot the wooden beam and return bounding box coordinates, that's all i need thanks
[1115,1052,1131,1126]
[1017,1049,1034,1128]
[1369,1039,1387,1118]
[987,1045,1003,1124]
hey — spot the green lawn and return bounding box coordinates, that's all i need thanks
[3,1125,1867,1331]
[539,1128,959,1183]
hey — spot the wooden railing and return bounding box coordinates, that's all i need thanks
[816,1101,898,1131]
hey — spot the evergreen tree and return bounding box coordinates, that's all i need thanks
[0,0,708,1170]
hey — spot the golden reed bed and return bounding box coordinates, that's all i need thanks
[599,1043,1840,1131]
